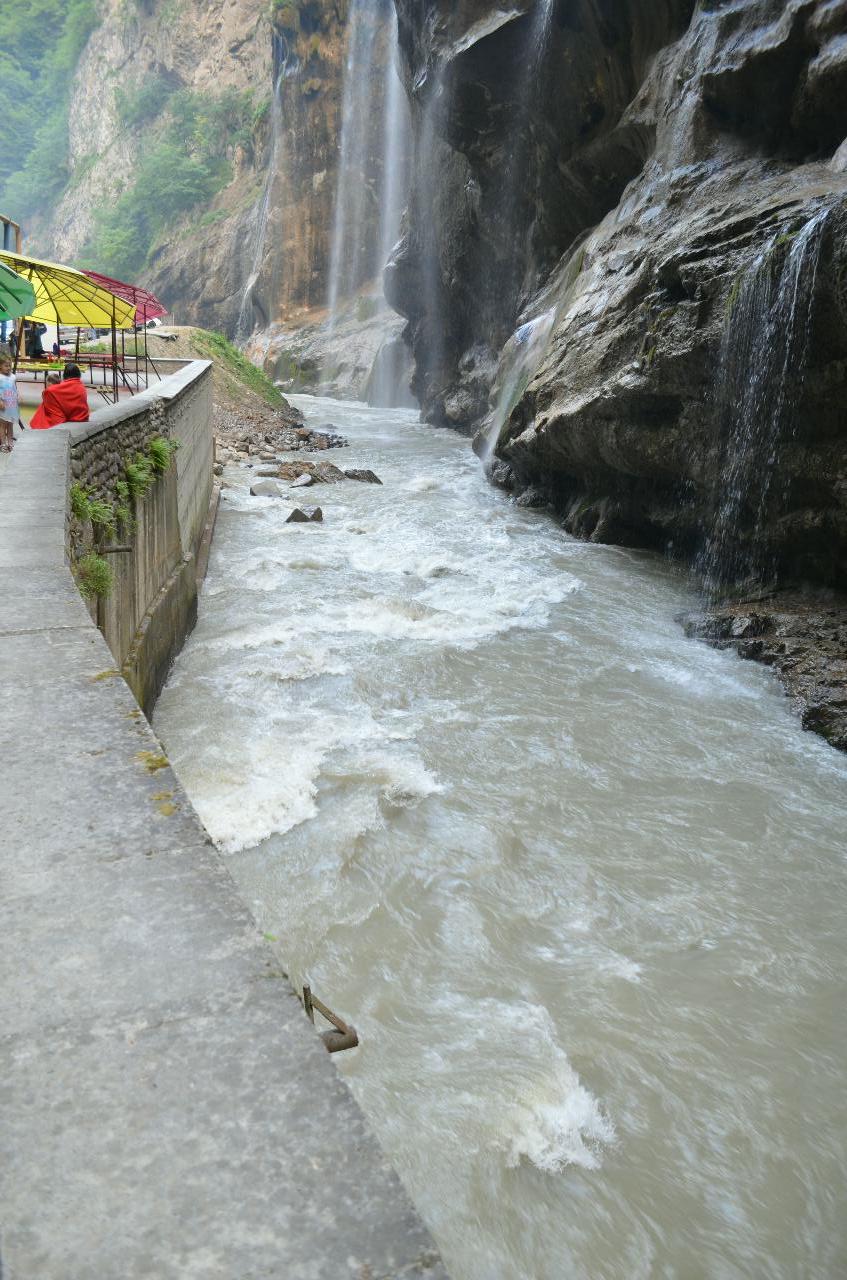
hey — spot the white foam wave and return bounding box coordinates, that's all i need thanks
[405,475,441,493]
[488,1002,615,1173]
[428,996,615,1176]
[195,739,325,855]
[500,1075,616,1173]
[335,575,581,648]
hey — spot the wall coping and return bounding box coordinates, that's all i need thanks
[68,359,212,445]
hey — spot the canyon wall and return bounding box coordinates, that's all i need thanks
[390,0,847,595]
[36,0,393,342]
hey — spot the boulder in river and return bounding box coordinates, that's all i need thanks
[250,480,285,498]
[290,472,314,488]
[312,461,346,483]
[275,461,345,484]
[344,468,383,485]
[286,506,323,523]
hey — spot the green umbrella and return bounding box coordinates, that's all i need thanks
[0,261,37,323]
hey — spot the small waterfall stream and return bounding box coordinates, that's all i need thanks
[235,37,290,342]
[326,0,379,325]
[326,0,411,327]
[700,207,830,591]
[475,308,557,467]
[377,10,410,301]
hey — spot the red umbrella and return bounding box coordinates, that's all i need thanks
[81,270,167,325]
[81,270,168,390]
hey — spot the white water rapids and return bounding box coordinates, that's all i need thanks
[155,396,847,1280]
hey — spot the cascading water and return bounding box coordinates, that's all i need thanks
[475,235,590,468]
[362,9,415,409]
[326,0,380,326]
[700,206,830,592]
[406,0,557,431]
[322,2,413,406]
[495,0,557,308]
[475,308,557,468]
[377,10,410,303]
[412,65,449,408]
[235,36,290,343]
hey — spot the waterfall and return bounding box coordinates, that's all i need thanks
[323,2,413,404]
[235,36,289,342]
[475,235,589,468]
[700,207,830,592]
[475,309,557,468]
[498,0,556,298]
[327,2,411,329]
[377,11,410,306]
[364,23,414,409]
[326,0,380,325]
[414,66,449,407]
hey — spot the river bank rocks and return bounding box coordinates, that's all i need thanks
[217,422,348,467]
[682,595,847,753]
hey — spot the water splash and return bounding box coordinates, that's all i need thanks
[700,207,830,592]
[475,308,557,468]
[475,235,589,469]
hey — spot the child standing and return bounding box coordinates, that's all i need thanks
[0,354,19,451]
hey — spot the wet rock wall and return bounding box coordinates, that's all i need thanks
[389,0,847,597]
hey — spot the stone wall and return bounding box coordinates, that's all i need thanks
[68,362,214,713]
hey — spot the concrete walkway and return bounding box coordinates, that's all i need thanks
[0,431,446,1278]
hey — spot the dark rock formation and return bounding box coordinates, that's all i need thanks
[286,506,324,522]
[390,0,847,568]
[389,0,697,428]
[391,0,847,745]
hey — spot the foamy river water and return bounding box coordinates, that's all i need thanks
[155,395,847,1280]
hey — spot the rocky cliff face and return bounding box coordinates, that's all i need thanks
[39,0,352,337]
[43,0,269,327]
[39,0,407,400]
[389,0,847,598]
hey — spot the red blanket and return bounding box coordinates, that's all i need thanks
[30,378,90,430]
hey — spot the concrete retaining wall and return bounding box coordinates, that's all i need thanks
[0,371,446,1278]
[69,362,214,712]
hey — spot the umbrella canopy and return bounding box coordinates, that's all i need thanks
[0,250,135,329]
[82,270,167,325]
[0,262,37,323]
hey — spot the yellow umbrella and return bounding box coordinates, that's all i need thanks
[0,249,136,329]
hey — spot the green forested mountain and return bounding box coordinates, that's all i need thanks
[0,0,265,280]
[0,0,100,222]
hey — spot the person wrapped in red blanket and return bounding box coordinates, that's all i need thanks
[30,364,90,430]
